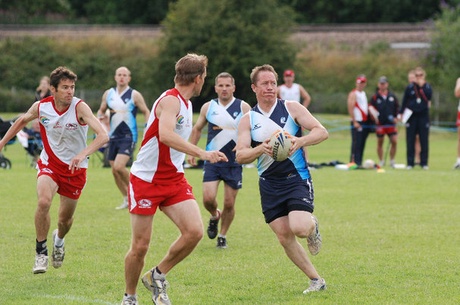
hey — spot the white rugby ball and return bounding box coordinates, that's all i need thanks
[269,130,292,161]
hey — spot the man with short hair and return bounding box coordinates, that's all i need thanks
[277,69,311,107]
[98,67,150,209]
[188,72,251,248]
[369,76,399,167]
[236,64,328,295]
[0,66,109,274]
[121,54,228,305]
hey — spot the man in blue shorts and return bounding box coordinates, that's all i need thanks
[188,72,251,248]
[98,67,150,209]
[236,64,329,294]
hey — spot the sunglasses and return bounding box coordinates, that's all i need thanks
[415,74,424,77]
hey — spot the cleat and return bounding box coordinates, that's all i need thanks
[216,236,227,249]
[51,229,65,268]
[303,278,326,294]
[142,268,171,305]
[207,210,220,239]
[116,198,128,210]
[121,294,138,305]
[307,215,322,256]
[33,254,48,274]
[454,163,460,169]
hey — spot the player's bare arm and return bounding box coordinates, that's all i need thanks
[235,114,271,164]
[133,90,150,123]
[0,102,39,150]
[299,85,312,107]
[286,101,328,151]
[69,102,109,172]
[455,78,460,98]
[187,101,209,166]
[158,96,227,163]
[97,90,109,119]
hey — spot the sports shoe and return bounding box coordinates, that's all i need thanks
[116,198,128,210]
[307,215,322,256]
[121,294,138,305]
[303,278,326,294]
[33,254,48,274]
[216,236,227,249]
[422,165,429,170]
[207,210,221,239]
[51,229,65,268]
[142,268,171,305]
[406,166,413,170]
[454,163,460,169]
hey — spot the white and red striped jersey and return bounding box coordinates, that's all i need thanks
[130,88,193,184]
[38,96,89,175]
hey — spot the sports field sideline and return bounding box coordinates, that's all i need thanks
[0,113,459,304]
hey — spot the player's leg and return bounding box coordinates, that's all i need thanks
[125,213,154,296]
[33,174,59,273]
[456,126,460,168]
[220,183,238,236]
[389,132,398,166]
[376,134,384,166]
[269,215,321,279]
[157,199,203,274]
[112,153,131,205]
[405,120,417,167]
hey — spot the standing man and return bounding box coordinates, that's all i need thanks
[400,67,432,170]
[347,74,371,167]
[0,66,109,274]
[453,77,460,169]
[369,76,399,167]
[236,64,328,294]
[277,69,312,107]
[98,66,150,210]
[121,54,228,305]
[188,72,251,248]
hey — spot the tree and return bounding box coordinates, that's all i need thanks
[152,0,297,107]
[430,5,460,91]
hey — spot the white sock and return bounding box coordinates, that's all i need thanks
[457,157,460,164]
[54,234,64,248]
[218,234,226,238]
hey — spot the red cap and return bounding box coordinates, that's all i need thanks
[284,69,295,77]
[356,76,367,84]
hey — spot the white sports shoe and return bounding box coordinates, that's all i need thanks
[142,268,171,305]
[121,294,138,305]
[116,198,128,210]
[303,278,326,293]
[307,215,322,256]
[33,254,48,274]
[51,229,65,268]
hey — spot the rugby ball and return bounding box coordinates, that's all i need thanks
[269,130,292,161]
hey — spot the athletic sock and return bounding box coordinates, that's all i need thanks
[154,266,166,280]
[210,209,221,220]
[457,157,460,164]
[54,233,64,248]
[36,239,48,256]
[218,234,226,238]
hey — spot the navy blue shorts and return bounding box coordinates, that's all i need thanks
[259,177,314,223]
[107,138,135,161]
[203,163,242,190]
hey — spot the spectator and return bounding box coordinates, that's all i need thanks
[369,76,399,167]
[35,76,52,101]
[400,67,432,170]
[454,77,460,169]
[347,74,371,167]
[277,69,312,107]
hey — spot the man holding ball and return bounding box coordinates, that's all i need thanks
[236,64,328,294]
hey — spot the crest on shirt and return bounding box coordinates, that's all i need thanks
[40,116,50,126]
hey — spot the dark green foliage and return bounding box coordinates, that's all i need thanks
[153,0,297,107]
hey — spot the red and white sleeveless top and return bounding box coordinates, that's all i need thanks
[352,89,368,122]
[130,88,193,184]
[38,96,89,175]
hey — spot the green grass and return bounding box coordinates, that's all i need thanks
[1,113,459,304]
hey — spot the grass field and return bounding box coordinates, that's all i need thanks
[0,113,459,305]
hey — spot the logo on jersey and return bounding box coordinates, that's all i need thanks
[40,116,50,126]
[176,115,185,130]
[211,111,219,116]
[280,117,286,124]
[233,112,239,118]
[54,121,63,129]
[65,123,78,130]
[252,123,261,130]
[138,199,152,208]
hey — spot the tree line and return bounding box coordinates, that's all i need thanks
[1,0,459,24]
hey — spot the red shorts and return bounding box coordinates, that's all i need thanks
[456,111,460,127]
[376,125,397,137]
[128,174,195,216]
[37,163,87,199]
